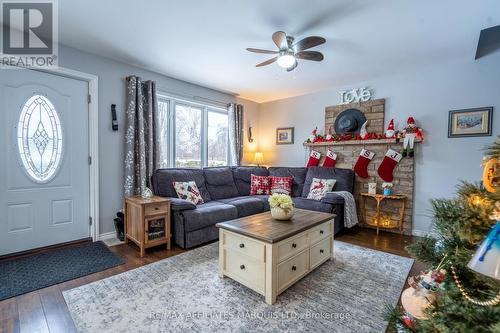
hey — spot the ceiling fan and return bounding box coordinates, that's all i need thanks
[246,31,326,71]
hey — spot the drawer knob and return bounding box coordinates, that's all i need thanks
[320,230,324,234]
[291,265,297,271]
[240,264,245,270]
[292,243,297,248]
[320,249,324,254]
[239,243,245,248]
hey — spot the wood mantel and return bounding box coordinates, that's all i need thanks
[303,138,422,147]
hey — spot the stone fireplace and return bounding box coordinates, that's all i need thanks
[304,98,417,235]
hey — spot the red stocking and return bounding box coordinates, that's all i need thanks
[377,149,403,182]
[322,149,337,167]
[354,149,375,178]
[307,150,321,167]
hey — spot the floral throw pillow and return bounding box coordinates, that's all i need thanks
[270,176,293,195]
[173,181,204,205]
[250,174,271,195]
[306,178,337,201]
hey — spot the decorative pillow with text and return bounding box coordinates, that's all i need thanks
[173,181,204,205]
[307,178,337,201]
[270,176,293,195]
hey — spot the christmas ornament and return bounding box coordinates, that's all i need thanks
[360,120,369,139]
[385,119,396,138]
[322,149,337,167]
[378,149,403,182]
[141,187,154,199]
[353,149,375,178]
[490,202,500,221]
[306,150,321,167]
[402,117,423,157]
[482,157,499,193]
[402,269,447,320]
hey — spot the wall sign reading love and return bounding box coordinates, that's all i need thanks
[338,87,372,104]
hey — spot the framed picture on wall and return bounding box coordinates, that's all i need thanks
[276,127,294,145]
[448,107,493,138]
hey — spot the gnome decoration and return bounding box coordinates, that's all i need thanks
[359,120,369,140]
[325,126,333,141]
[402,117,423,157]
[309,127,318,143]
[385,119,396,139]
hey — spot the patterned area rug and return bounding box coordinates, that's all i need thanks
[63,242,413,333]
[0,241,123,301]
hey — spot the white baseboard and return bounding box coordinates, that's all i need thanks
[99,231,124,246]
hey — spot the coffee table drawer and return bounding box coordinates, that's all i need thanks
[277,233,308,263]
[309,221,332,245]
[224,250,265,293]
[310,237,331,269]
[277,249,309,293]
[223,232,265,262]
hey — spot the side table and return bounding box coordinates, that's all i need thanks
[360,193,406,235]
[124,195,171,257]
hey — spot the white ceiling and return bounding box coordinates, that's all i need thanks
[56,0,500,103]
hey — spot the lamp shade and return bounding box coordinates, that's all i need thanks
[467,221,500,280]
[253,152,264,166]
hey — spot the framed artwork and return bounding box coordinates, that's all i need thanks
[276,127,294,145]
[448,107,493,138]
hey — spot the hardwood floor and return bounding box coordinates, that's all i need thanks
[0,227,427,333]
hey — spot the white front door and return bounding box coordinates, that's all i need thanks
[0,68,90,255]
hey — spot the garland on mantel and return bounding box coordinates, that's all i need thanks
[305,132,387,144]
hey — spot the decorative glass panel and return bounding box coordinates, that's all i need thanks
[17,95,63,183]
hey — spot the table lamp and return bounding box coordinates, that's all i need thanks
[253,152,264,166]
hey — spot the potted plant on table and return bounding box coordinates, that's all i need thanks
[382,182,394,196]
[269,193,295,220]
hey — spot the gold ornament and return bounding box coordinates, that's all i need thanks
[482,157,499,193]
[450,266,500,307]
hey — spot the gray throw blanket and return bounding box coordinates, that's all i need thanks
[328,191,359,228]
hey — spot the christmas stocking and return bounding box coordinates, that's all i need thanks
[377,149,403,182]
[322,149,337,167]
[354,149,375,178]
[306,150,321,167]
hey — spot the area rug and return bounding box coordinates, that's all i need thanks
[63,242,413,333]
[0,241,123,301]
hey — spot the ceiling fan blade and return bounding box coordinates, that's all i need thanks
[295,51,324,61]
[286,60,298,72]
[293,36,326,52]
[246,48,278,54]
[272,31,287,49]
[256,57,278,67]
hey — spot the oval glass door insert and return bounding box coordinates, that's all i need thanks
[17,95,63,183]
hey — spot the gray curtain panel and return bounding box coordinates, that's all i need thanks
[124,76,159,197]
[228,103,244,166]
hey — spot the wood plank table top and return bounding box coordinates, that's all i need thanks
[216,209,335,243]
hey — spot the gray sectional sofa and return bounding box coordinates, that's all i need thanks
[151,166,355,248]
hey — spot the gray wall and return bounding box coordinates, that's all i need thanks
[58,45,259,234]
[256,54,500,235]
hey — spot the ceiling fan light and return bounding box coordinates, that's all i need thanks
[277,54,296,68]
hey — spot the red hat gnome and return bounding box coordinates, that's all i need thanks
[385,119,396,138]
[402,116,423,157]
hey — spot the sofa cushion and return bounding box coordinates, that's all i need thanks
[302,167,355,197]
[151,168,211,202]
[252,195,271,211]
[270,176,293,195]
[203,167,239,200]
[232,166,268,195]
[217,196,265,217]
[173,181,204,205]
[250,174,271,195]
[306,178,337,201]
[268,167,307,197]
[181,201,237,232]
[292,197,333,213]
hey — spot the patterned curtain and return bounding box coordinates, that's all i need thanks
[124,76,159,197]
[228,103,244,166]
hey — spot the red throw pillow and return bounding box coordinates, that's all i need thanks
[270,176,293,195]
[250,174,271,195]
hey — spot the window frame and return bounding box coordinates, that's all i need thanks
[157,93,231,168]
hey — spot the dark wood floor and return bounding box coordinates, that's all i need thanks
[0,227,426,333]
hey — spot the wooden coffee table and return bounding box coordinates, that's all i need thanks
[216,209,335,304]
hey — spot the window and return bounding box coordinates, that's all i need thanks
[157,95,230,168]
[17,95,63,183]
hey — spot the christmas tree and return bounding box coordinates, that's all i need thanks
[387,137,500,332]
